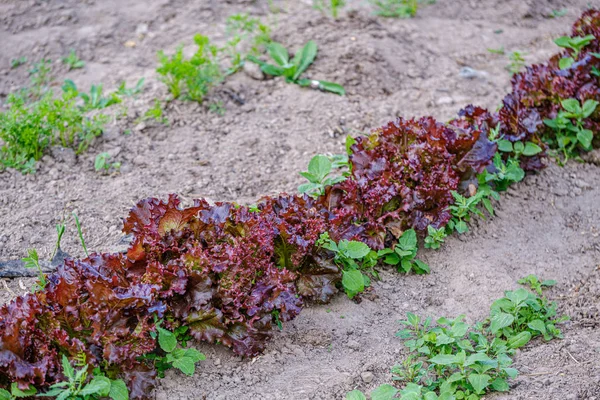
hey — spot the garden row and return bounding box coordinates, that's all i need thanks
[0,8,599,400]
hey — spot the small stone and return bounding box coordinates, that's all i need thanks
[361,371,374,383]
[134,123,147,132]
[214,358,221,366]
[243,62,265,80]
[436,96,455,106]
[459,66,487,79]
[347,340,360,351]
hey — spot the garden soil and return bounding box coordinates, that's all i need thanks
[0,0,599,399]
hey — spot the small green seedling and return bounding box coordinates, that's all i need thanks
[298,154,347,198]
[115,78,145,97]
[224,13,271,74]
[52,223,66,259]
[248,41,345,95]
[94,152,121,173]
[424,225,446,250]
[0,383,37,400]
[543,98,598,163]
[62,50,86,70]
[146,322,206,378]
[447,191,489,234]
[317,233,376,299]
[138,99,168,125]
[518,274,556,296]
[313,0,346,19]
[29,59,53,99]
[379,229,430,274]
[554,34,595,69]
[479,153,525,192]
[548,8,568,18]
[22,249,47,292]
[157,34,222,103]
[38,355,128,400]
[370,0,418,18]
[10,57,27,69]
[506,51,526,75]
[487,47,505,55]
[72,212,89,257]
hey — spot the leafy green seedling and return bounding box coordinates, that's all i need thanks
[487,47,505,55]
[0,383,37,400]
[479,154,524,192]
[447,191,490,234]
[52,223,66,259]
[379,229,430,274]
[62,50,85,70]
[248,41,345,95]
[554,34,595,69]
[94,152,121,173]
[506,51,526,75]
[298,154,347,197]
[22,249,47,292]
[370,0,418,18]
[72,212,89,257]
[38,355,128,400]
[424,225,446,250]
[548,8,567,18]
[317,233,376,299]
[115,78,145,97]
[146,322,206,378]
[157,34,222,103]
[10,57,27,69]
[518,274,556,296]
[313,0,346,19]
[138,99,168,125]
[29,59,53,99]
[224,13,271,74]
[543,98,598,163]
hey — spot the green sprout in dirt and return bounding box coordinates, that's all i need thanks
[94,152,121,174]
[224,13,272,74]
[37,355,128,400]
[144,321,206,378]
[29,59,53,99]
[317,233,379,299]
[22,249,47,292]
[370,0,419,18]
[52,223,66,259]
[62,80,122,111]
[378,229,430,275]
[446,190,495,235]
[543,98,598,164]
[506,51,526,76]
[313,0,346,19]
[486,47,505,55]
[478,153,524,193]
[298,154,348,198]
[72,212,89,257]
[548,8,568,18]
[115,78,145,98]
[348,277,567,400]
[62,49,86,70]
[138,99,168,125]
[10,56,27,69]
[156,34,222,103]
[518,274,556,296]
[424,225,447,250]
[248,41,346,95]
[554,34,595,69]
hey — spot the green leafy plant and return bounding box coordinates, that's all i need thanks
[63,80,122,110]
[554,34,595,69]
[378,229,430,274]
[446,191,490,234]
[486,47,505,55]
[94,152,121,173]
[115,78,145,97]
[52,223,66,259]
[38,355,128,400]
[224,13,271,73]
[22,249,47,292]
[29,59,53,99]
[548,8,568,18]
[72,212,88,257]
[313,0,346,19]
[370,0,418,18]
[248,41,345,95]
[145,322,206,378]
[10,57,27,69]
[478,153,524,192]
[424,226,447,250]
[518,274,556,296]
[350,278,567,400]
[62,50,85,70]
[157,34,222,103]
[543,98,598,164]
[317,232,378,299]
[138,99,168,125]
[506,51,526,75]
[0,383,36,400]
[298,154,347,197]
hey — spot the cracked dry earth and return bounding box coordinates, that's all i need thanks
[1,0,599,399]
